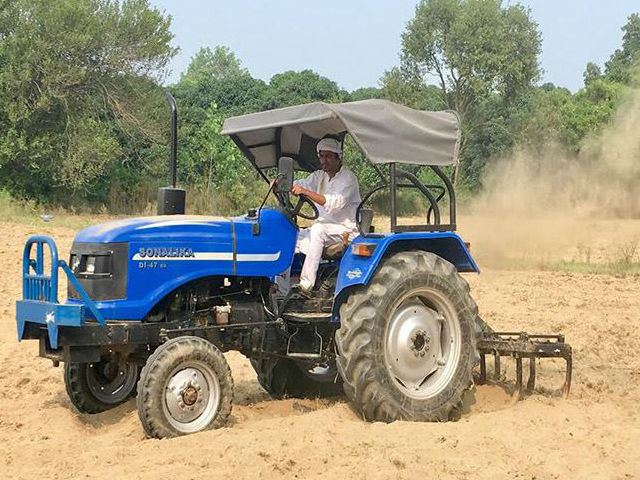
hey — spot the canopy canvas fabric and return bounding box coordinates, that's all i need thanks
[221,99,461,172]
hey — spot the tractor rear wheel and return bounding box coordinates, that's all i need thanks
[251,357,343,399]
[136,336,233,438]
[335,251,479,422]
[64,359,139,414]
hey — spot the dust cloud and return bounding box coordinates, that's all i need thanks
[460,89,640,268]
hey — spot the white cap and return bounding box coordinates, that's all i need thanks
[316,137,342,157]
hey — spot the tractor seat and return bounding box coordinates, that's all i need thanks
[322,241,348,261]
[320,209,375,261]
[322,230,351,261]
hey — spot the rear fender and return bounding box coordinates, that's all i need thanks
[334,232,479,316]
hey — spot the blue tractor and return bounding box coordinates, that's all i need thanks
[16,97,571,438]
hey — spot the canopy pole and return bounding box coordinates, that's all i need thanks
[432,165,456,229]
[230,134,270,184]
[371,163,389,186]
[390,163,397,232]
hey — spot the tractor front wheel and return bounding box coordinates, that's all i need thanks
[64,359,139,414]
[335,251,479,422]
[136,336,233,438]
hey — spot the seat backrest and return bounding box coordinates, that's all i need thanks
[359,208,374,234]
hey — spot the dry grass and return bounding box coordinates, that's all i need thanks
[544,239,640,275]
[0,190,116,231]
[545,260,640,275]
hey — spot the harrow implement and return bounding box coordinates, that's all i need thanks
[477,331,572,398]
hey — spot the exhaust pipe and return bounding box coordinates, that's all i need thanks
[157,91,186,215]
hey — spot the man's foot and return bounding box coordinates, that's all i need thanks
[296,279,314,298]
[298,288,312,299]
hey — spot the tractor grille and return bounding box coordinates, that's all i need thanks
[68,242,128,301]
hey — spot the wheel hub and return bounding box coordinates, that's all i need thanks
[182,386,198,406]
[384,292,461,401]
[409,329,431,357]
[86,360,138,404]
[165,367,212,424]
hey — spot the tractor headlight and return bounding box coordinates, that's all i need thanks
[85,256,96,274]
[78,254,110,276]
[70,254,80,272]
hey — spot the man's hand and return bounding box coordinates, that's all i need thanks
[291,185,306,196]
[291,185,326,206]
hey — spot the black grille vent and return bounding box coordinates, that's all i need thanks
[68,242,128,301]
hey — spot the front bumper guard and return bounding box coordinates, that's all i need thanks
[16,236,105,349]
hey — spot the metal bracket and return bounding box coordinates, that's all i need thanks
[286,327,323,359]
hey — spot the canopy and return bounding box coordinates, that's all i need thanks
[221,99,461,172]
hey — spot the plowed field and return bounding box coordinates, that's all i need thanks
[1,217,639,480]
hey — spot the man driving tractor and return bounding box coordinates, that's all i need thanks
[290,137,361,294]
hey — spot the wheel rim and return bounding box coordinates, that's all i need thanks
[86,361,138,404]
[163,362,221,433]
[300,362,338,384]
[384,287,462,400]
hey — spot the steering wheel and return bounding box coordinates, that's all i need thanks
[292,193,319,220]
[274,190,319,220]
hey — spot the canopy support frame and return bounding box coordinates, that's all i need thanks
[369,163,458,235]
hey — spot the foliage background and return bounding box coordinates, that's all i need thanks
[0,0,638,216]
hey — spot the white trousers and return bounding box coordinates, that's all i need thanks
[296,222,349,290]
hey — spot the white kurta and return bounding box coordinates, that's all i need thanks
[293,166,361,290]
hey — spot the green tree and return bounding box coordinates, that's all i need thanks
[171,46,270,213]
[583,62,602,87]
[398,0,541,186]
[516,83,573,152]
[348,87,384,101]
[181,46,249,85]
[561,78,624,151]
[516,77,624,158]
[458,93,528,190]
[179,102,260,214]
[380,67,447,110]
[605,13,640,84]
[263,70,346,109]
[173,46,267,119]
[401,0,541,123]
[0,0,176,205]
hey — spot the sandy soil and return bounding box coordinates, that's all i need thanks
[1,218,639,480]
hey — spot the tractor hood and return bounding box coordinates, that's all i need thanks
[74,215,233,243]
[68,210,298,320]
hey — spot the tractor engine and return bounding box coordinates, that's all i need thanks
[144,276,268,355]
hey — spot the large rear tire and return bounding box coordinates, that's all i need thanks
[251,357,343,399]
[64,359,139,414]
[335,251,479,422]
[136,336,233,438]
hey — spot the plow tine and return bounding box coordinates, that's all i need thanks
[515,356,523,399]
[477,331,572,400]
[563,355,572,398]
[527,357,536,393]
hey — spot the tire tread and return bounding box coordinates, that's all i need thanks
[335,250,481,422]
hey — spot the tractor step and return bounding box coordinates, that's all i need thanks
[285,325,324,359]
[285,352,322,359]
[282,312,331,323]
[477,331,572,399]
